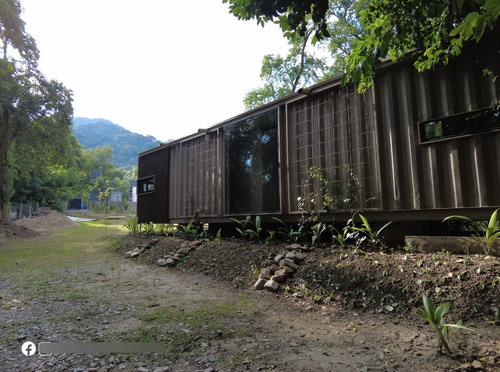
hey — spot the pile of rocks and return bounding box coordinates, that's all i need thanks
[124,238,160,258]
[253,243,309,292]
[156,240,205,268]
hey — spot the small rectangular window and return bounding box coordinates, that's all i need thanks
[419,105,500,143]
[138,176,154,194]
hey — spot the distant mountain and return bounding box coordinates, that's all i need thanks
[72,118,162,169]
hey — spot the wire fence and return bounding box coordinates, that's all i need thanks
[8,202,40,222]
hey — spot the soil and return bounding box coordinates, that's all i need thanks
[0,220,40,245]
[13,207,79,230]
[1,218,499,372]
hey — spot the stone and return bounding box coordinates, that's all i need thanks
[177,247,190,255]
[274,268,289,278]
[280,258,299,271]
[260,268,272,277]
[166,258,176,267]
[130,251,140,258]
[153,368,170,372]
[264,279,279,292]
[274,253,285,262]
[189,240,204,249]
[124,251,133,258]
[254,279,267,290]
[149,238,159,245]
[269,264,280,273]
[271,274,286,283]
[471,360,483,369]
[286,251,306,263]
[157,259,167,267]
[281,266,295,275]
[285,243,302,250]
[405,235,500,256]
[258,272,271,280]
[136,367,150,372]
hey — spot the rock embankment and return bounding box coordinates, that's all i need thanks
[125,239,310,294]
[253,243,309,292]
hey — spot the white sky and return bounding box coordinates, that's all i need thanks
[21,0,291,142]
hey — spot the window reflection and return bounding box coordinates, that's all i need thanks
[225,110,280,214]
[420,105,500,143]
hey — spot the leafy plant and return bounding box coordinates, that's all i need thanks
[311,222,326,246]
[443,208,500,254]
[414,295,473,354]
[214,228,222,242]
[351,214,392,248]
[265,230,277,245]
[142,222,156,237]
[231,215,263,241]
[177,219,201,240]
[125,215,140,237]
[329,219,355,247]
[272,217,302,243]
[303,165,364,213]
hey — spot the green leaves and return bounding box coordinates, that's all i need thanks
[443,209,500,255]
[350,213,392,247]
[231,215,263,241]
[414,295,473,353]
[449,0,500,43]
[486,209,500,247]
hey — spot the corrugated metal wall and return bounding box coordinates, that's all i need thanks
[168,131,220,219]
[138,34,498,224]
[286,83,381,213]
[373,42,500,212]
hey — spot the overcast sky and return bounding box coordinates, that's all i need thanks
[21,0,291,142]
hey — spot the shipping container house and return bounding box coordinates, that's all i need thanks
[137,37,499,236]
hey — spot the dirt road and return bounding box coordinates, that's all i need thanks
[1,222,498,371]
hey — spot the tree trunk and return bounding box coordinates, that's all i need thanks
[0,105,13,220]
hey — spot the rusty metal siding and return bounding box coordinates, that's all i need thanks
[168,132,220,220]
[138,34,498,225]
[286,84,381,213]
[374,42,500,212]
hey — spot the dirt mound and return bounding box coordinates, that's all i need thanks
[116,237,500,322]
[0,219,40,245]
[14,208,78,231]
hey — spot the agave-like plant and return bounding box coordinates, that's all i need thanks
[414,295,473,354]
[443,208,500,255]
[351,213,392,247]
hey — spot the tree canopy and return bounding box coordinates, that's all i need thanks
[225,0,500,92]
[0,0,76,216]
[244,35,328,110]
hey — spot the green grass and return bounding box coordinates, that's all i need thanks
[0,220,127,276]
[0,220,127,304]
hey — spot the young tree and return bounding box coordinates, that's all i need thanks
[242,0,369,108]
[244,33,327,110]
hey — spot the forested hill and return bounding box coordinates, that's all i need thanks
[72,118,162,169]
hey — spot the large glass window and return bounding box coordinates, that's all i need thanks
[225,110,280,214]
[420,105,500,143]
